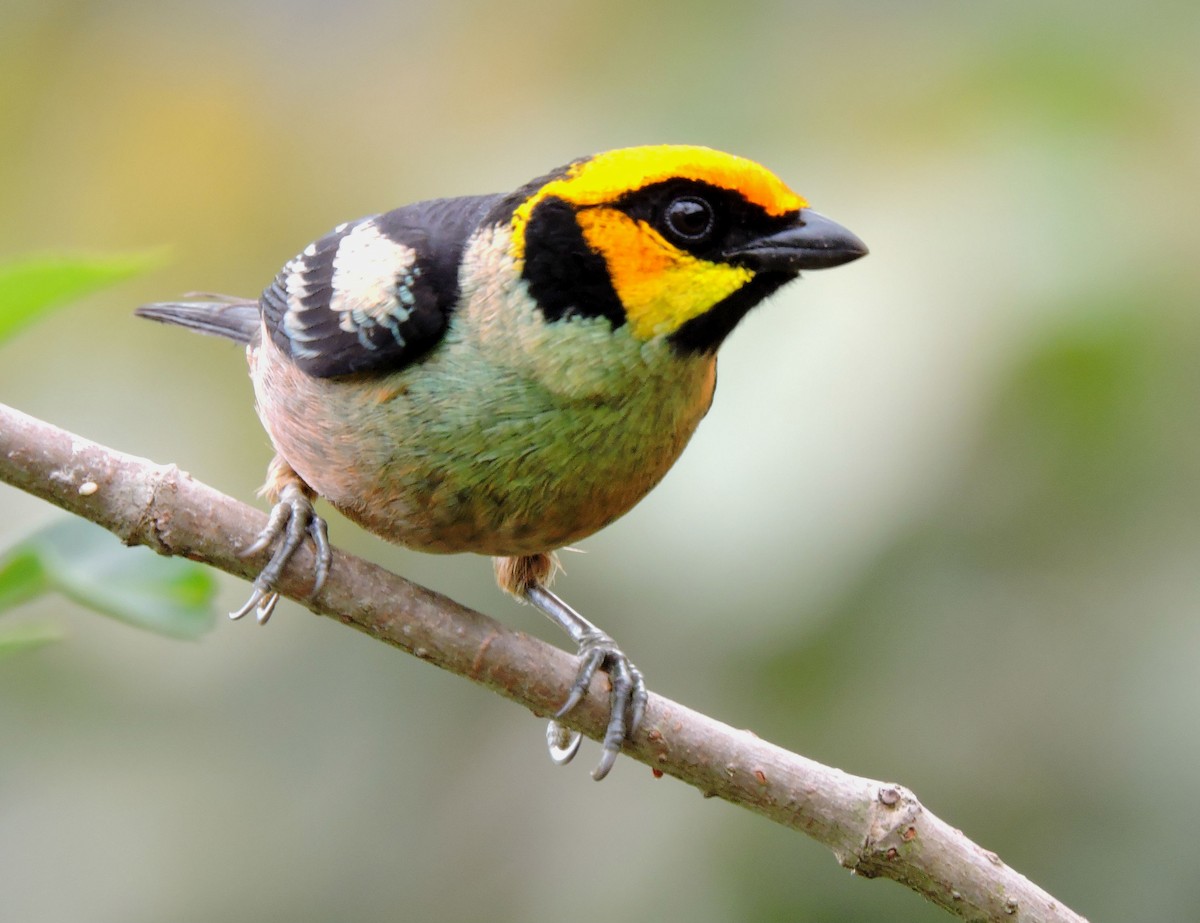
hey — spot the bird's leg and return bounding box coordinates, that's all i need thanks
[230,455,332,624]
[495,553,648,781]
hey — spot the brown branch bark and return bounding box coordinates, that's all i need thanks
[0,400,1088,923]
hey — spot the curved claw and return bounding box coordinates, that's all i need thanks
[546,720,583,765]
[554,643,607,719]
[232,483,329,624]
[595,649,647,778]
[229,585,279,624]
[240,498,291,559]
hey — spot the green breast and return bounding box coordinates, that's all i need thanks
[255,224,718,556]
[331,314,716,555]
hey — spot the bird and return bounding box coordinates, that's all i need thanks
[136,144,867,779]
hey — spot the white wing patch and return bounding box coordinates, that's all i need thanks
[280,218,423,358]
[329,221,420,350]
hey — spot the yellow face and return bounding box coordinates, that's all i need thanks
[569,206,750,340]
[510,145,809,342]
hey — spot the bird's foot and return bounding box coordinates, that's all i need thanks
[549,626,647,780]
[230,481,331,624]
[514,577,645,780]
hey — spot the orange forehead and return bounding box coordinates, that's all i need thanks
[511,145,806,258]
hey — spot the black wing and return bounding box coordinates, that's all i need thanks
[260,194,500,378]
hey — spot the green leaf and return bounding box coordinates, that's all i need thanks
[0,250,164,343]
[0,518,217,639]
[0,546,48,612]
[0,622,67,658]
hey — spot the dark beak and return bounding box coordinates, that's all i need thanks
[727,209,868,272]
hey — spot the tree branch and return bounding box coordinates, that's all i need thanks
[0,401,1088,923]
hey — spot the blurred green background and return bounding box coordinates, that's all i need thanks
[2,1,1198,920]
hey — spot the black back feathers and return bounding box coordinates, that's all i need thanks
[260,195,498,378]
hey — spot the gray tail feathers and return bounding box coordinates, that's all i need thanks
[135,297,260,345]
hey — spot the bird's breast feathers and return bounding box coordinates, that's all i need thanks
[250,222,717,556]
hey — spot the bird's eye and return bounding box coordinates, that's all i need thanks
[663,196,715,242]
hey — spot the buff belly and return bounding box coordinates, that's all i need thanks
[249,325,717,557]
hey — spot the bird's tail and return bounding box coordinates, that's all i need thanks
[135,296,260,345]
